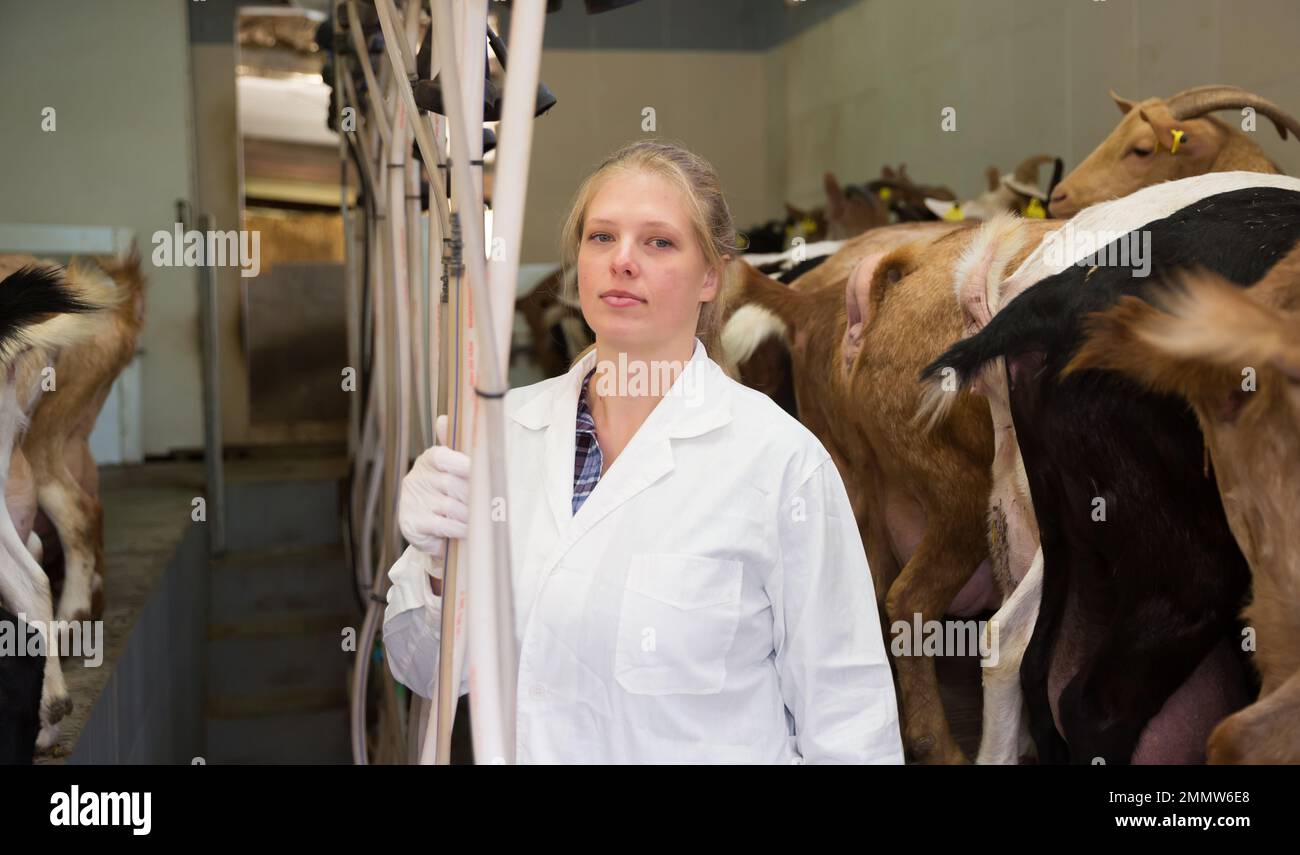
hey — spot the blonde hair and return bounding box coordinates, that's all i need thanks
[559,139,739,363]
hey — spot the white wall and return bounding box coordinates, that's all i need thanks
[520,49,772,263]
[769,0,1300,209]
[0,0,201,456]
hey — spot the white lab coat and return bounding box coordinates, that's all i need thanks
[383,337,902,764]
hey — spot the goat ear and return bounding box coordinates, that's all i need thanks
[824,172,843,200]
[824,172,845,215]
[1109,89,1136,115]
[1139,104,1204,156]
[924,198,955,219]
[985,166,1001,192]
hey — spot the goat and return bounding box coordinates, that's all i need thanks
[823,172,890,239]
[740,172,890,256]
[0,264,104,754]
[722,219,1051,763]
[921,186,1300,763]
[922,171,1300,764]
[13,253,146,624]
[924,154,1056,221]
[515,267,587,380]
[722,251,840,419]
[866,164,957,222]
[1067,246,1300,764]
[1049,85,1300,218]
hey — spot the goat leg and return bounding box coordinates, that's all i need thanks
[1209,668,1300,764]
[37,470,100,624]
[976,547,1043,764]
[884,529,984,764]
[0,507,72,752]
[1019,531,1071,764]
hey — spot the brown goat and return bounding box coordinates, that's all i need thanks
[722,220,1056,762]
[823,172,890,239]
[9,253,146,623]
[1067,248,1300,764]
[515,267,593,380]
[1049,85,1300,218]
[0,261,114,751]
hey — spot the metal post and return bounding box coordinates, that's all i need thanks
[197,212,226,556]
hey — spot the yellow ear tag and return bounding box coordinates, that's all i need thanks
[1169,128,1185,154]
[1023,198,1047,218]
[800,217,817,234]
[878,187,893,202]
[942,204,965,221]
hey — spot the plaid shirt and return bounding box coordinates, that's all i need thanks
[572,367,603,515]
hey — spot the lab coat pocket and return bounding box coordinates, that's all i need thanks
[614,553,744,696]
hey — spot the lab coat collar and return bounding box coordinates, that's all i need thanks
[508,337,733,540]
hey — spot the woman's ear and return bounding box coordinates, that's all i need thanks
[701,256,729,302]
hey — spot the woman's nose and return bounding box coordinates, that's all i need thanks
[611,242,638,276]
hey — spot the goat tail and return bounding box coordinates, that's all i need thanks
[915,306,1034,432]
[1065,270,1300,387]
[0,265,103,365]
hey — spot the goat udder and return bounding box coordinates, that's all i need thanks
[947,560,999,617]
[1131,637,1252,764]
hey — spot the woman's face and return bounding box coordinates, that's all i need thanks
[576,170,718,352]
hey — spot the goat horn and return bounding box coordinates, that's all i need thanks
[1166,85,1300,141]
[1011,154,1054,186]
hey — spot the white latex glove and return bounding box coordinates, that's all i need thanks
[398,414,471,569]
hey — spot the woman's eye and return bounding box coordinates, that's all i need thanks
[588,232,612,242]
[650,238,674,249]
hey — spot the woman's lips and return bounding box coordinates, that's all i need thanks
[600,293,644,308]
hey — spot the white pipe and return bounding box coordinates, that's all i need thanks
[430,0,524,765]
[386,111,413,572]
[407,156,429,453]
[464,0,545,766]
[428,0,482,765]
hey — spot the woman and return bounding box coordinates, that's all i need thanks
[383,140,902,764]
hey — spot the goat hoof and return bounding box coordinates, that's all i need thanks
[908,734,968,764]
[36,722,61,752]
[908,734,937,760]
